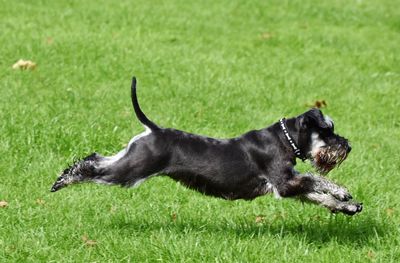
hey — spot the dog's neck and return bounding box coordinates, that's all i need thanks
[277,118,307,162]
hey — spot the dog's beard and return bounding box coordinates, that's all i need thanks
[311,146,348,174]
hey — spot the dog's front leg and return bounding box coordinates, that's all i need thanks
[301,173,352,201]
[276,175,362,215]
[302,192,363,215]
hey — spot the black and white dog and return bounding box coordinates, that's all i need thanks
[51,77,362,215]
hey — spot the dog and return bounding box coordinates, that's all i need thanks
[51,77,362,215]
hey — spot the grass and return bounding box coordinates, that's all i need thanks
[1,0,399,261]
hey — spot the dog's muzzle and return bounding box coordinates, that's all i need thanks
[311,144,351,174]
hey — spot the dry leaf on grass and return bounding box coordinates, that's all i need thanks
[82,235,97,246]
[305,100,327,109]
[12,59,36,70]
[259,32,273,40]
[0,200,9,208]
[386,208,395,217]
[255,215,266,223]
[46,37,54,44]
[312,214,321,221]
[36,199,45,205]
[171,212,177,221]
[110,206,117,213]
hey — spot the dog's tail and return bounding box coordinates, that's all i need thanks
[131,77,160,131]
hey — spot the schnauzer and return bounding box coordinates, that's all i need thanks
[51,77,362,215]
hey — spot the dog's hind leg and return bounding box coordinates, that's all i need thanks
[51,143,162,192]
[51,152,106,192]
[50,149,133,192]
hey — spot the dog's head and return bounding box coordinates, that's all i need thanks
[296,109,351,174]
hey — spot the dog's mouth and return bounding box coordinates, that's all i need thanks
[310,146,349,174]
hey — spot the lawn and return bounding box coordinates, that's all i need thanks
[1,0,399,262]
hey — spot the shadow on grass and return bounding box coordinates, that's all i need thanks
[108,214,388,246]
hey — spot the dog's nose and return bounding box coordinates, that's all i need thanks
[347,145,352,153]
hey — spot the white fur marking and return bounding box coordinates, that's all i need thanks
[99,126,152,167]
[264,182,281,199]
[127,125,152,149]
[131,178,147,188]
[93,178,115,185]
[311,132,326,156]
[272,185,282,199]
[324,115,334,128]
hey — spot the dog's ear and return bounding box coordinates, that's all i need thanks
[303,108,330,129]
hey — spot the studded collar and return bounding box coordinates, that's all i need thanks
[279,118,306,161]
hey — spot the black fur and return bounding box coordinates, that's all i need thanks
[131,77,160,131]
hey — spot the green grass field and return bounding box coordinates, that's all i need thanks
[1,0,399,262]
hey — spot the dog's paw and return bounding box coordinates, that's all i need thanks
[341,202,363,216]
[50,175,69,192]
[331,189,353,202]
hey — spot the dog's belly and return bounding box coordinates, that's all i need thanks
[165,168,274,200]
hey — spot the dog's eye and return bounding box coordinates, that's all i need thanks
[321,128,333,136]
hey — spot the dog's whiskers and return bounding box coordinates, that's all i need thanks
[312,145,349,174]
